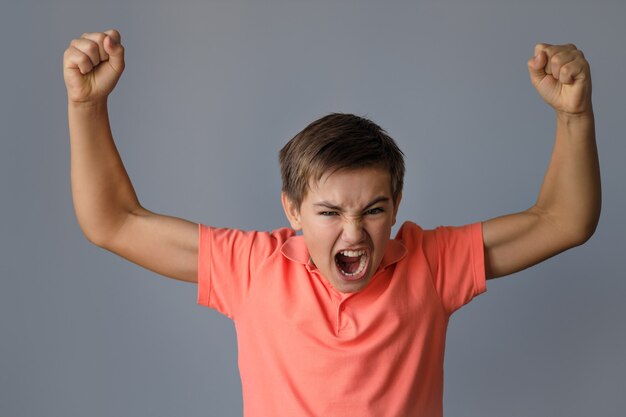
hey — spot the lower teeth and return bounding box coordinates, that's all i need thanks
[338,254,367,276]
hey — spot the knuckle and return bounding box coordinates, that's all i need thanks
[105,28,121,41]
[551,53,565,65]
[92,32,107,43]
[534,43,548,54]
[76,54,89,65]
[86,42,99,53]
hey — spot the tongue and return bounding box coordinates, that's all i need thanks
[336,253,362,274]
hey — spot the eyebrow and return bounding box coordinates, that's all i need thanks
[313,196,390,211]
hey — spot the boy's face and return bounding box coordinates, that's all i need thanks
[282,167,401,293]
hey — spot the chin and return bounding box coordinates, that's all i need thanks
[332,274,373,294]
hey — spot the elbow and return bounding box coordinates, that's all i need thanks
[75,208,136,250]
[540,197,601,250]
[576,218,600,246]
[76,215,123,250]
[565,212,601,248]
[74,213,107,247]
[80,225,110,249]
[578,202,602,246]
[568,229,593,249]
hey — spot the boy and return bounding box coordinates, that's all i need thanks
[63,30,600,416]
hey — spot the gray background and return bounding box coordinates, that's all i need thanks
[1,0,624,416]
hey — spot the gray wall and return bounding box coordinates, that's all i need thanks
[1,0,625,416]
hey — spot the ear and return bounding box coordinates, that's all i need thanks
[281,192,302,230]
[391,192,402,226]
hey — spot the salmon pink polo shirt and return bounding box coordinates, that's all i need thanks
[197,221,486,417]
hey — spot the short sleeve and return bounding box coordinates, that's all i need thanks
[422,222,486,314]
[197,225,290,319]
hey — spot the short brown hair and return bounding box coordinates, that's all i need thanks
[279,113,405,208]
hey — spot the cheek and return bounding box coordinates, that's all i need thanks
[309,218,340,235]
[307,225,342,262]
[368,220,394,246]
[317,227,340,251]
[366,216,391,232]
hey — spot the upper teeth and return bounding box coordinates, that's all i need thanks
[340,250,366,257]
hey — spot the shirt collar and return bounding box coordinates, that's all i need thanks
[280,235,407,270]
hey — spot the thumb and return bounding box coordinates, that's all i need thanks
[527,50,548,85]
[103,30,125,74]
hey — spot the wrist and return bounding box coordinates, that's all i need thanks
[555,108,596,147]
[556,108,594,126]
[68,98,108,114]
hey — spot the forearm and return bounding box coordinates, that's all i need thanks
[482,43,600,279]
[533,109,601,244]
[69,99,142,245]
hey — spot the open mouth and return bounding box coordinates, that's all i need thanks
[335,249,369,281]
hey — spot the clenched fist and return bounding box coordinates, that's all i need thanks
[528,43,592,116]
[63,30,125,103]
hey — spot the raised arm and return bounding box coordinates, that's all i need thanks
[482,43,601,279]
[64,30,198,282]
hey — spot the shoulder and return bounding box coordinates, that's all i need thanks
[395,221,481,243]
[199,225,296,256]
[394,221,483,262]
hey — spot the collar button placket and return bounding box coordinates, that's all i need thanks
[336,300,352,336]
[335,300,343,336]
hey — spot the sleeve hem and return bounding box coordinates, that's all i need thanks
[471,222,487,296]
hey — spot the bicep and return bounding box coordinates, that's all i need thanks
[103,207,199,283]
[482,206,577,279]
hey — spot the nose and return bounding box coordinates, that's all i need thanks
[341,218,365,245]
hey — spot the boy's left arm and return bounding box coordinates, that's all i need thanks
[482,43,601,279]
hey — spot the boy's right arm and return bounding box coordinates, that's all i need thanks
[64,30,198,283]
